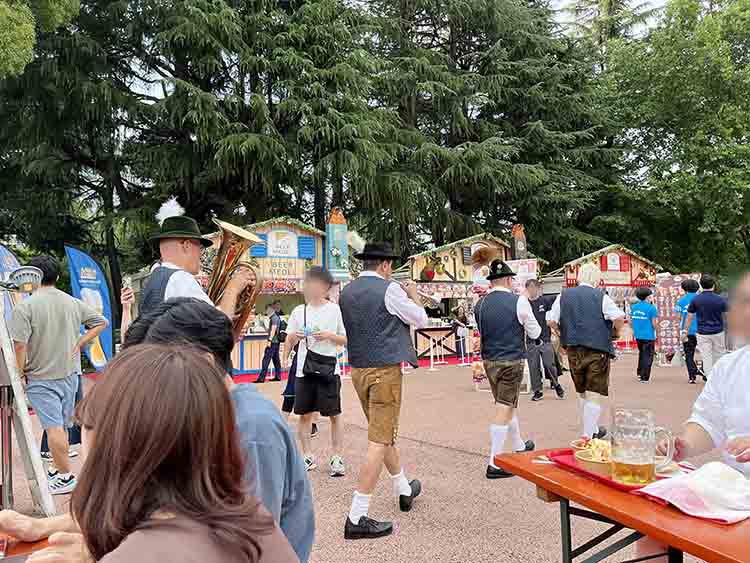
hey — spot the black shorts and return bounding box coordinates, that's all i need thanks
[281,395,295,414]
[293,375,342,417]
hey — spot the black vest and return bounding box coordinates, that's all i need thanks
[475,291,526,361]
[528,296,553,342]
[559,285,614,355]
[340,276,418,368]
[138,266,179,315]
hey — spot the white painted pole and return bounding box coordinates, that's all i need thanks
[428,337,437,371]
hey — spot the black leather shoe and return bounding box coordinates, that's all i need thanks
[399,479,422,512]
[531,391,544,402]
[344,516,393,540]
[554,383,565,399]
[486,465,515,479]
[514,440,535,453]
[594,427,608,440]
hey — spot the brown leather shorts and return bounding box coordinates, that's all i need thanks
[566,347,611,396]
[483,360,525,407]
[351,365,403,445]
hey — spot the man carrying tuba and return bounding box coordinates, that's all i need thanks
[120,200,256,338]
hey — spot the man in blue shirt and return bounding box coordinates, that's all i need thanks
[684,274,728,381]
[676,278,701,383]
[630,286,658,383]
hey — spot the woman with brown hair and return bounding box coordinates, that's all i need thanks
[68,344,297,563]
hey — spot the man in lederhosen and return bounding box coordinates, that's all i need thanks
[475,260,541,479]
[547,262,625,439]
[339,242,427,540]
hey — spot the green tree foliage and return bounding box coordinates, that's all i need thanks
[600,0,750,271]
[0,0,79,77]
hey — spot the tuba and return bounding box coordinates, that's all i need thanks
[206,219,264,336]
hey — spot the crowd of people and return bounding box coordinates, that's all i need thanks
[0,210,747,562]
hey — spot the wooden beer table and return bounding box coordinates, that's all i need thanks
[1,538,48,561]
[494,450,750,563]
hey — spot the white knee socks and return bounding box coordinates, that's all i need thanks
[489,424,509,468]
[582,400,602,438]
[348,491,371,524]
[391,469,412,497]
[509,416,526,452]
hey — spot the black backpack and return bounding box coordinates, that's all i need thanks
[277,318,288,342]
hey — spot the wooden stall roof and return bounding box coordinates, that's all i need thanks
[548,244,662,276]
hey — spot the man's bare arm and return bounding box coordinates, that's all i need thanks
[13,341,26,377]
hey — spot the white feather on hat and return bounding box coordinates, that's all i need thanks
[156,197,185,226]
[347,231,366,254]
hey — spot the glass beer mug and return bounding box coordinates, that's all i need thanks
[611,408,674,485]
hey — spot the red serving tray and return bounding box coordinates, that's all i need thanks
[547,448,645,492]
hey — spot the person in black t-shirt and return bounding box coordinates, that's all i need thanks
[525,279,565,401]
[683,274,728,380]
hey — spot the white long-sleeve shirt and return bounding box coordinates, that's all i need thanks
[688,346,750,477]
[358,271,429,329]
[480,286,542,340]
[546,282,624,324]
[152,261,213,304]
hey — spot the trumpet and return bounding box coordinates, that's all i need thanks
[399,282,441,308]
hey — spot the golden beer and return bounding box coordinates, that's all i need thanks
[612,460,656,485]
[88,337,107,368]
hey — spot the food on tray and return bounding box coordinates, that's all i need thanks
[576,438,612,462]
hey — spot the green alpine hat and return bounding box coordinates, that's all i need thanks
[149,216,213,247]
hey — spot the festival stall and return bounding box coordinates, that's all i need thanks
[545,244,662,349]
[394,228,545,362]
[128,209,353,376]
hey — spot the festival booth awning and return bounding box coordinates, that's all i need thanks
[546,244,663,350]
[546,244,662,290]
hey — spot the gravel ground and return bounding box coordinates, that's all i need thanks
[6,353,712,562]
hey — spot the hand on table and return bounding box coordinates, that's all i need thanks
[27,532,93,563]
[0,509,46,543]
[726,437,750,463]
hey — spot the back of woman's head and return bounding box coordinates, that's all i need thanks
[73,344,271,561]
[123,298,234,373]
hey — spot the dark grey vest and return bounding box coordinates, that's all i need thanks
[559,285,614,355]
[475,291,526,361]
[340,276,418,368]
[138,266,179,315]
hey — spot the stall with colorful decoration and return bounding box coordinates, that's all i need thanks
[394,229,546,361]
[546,244,662,349]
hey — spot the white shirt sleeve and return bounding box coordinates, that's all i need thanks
[517,296,541,340]
[335,305,347,337]
[384,282,429,328]
[164,271,213,304]
[602,294,625,321]
[548,295,562,323]
[687,361,727,448]
[286,306,303,335]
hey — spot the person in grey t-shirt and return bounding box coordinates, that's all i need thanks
[9,256,108,495]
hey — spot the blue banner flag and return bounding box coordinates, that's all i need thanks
[0,244,22,321]
[64,245,113,370]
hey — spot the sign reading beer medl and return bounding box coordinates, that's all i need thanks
[64,245,114,370]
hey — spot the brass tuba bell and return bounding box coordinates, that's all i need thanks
[206,219,264,336]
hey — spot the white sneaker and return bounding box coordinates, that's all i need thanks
[304,456,317,472]
[329,455,345,477]
[49,474,77,495]
[47,468,59,481]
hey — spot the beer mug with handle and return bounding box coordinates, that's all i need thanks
[611,407,674,485]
